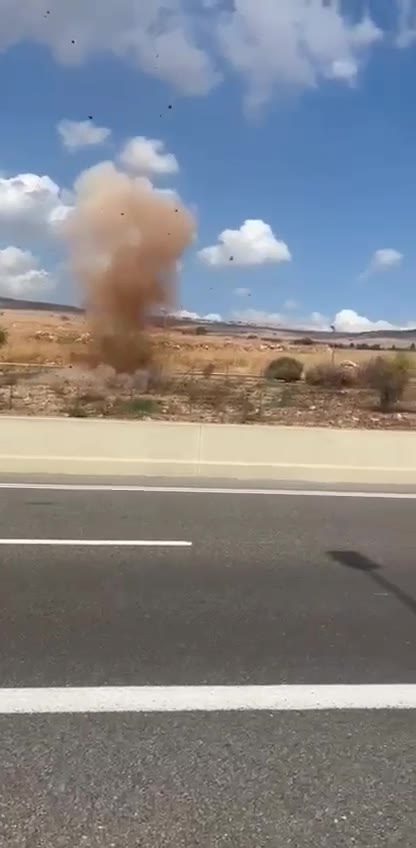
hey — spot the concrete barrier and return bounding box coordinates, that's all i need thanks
[0,416,416,484]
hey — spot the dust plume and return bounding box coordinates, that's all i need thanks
[66,162,195,372]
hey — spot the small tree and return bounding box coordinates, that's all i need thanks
[264,356,303,382]
[0,326,8,348]
[362,354,411,411]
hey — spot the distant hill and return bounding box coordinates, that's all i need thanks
[1,295,416,342]
[0,296,83,314]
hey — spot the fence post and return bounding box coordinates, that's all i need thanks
[259,382,264,420]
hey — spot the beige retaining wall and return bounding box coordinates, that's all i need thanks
[0,416,415,484]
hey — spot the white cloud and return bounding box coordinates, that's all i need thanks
[372,248,403,270]
[233,308,331,330]
[172,308,200,320]
[0,1,406,109]
[232,308,285,326]
[216,1,382,109]
[198,219,291,267]
[0,173,71,239]
[0,0,219,96]
[332,309,398,333]
[230,307,416,333]
[330,59,358,82]
[361,248,403,278]
[0,246,53,297]
[230,307,325,328]
[169,304,416,333]
[234,287,251,296]
[119,137,179,176]
[57,119,111,151]
[172,308,223,322]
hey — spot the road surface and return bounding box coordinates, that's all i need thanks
[0,476,415,846]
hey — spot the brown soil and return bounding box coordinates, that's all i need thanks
[0,309,415,429]
[1,365,415,429]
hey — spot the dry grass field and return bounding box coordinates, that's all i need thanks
[1,308,416,429]
[1,308,415,375]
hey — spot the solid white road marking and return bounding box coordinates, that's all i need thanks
[0,539,192,547]
[2,454,416,476]
[0,483,416,499]
[0,685,415,714]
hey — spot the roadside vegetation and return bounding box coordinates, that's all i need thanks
[264,356,303,382]
[1,311,416,428]
[361,354,411,411]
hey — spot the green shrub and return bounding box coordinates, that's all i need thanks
[305,362,357,388]
[264,356,303,383]
[195,326,208,336]
[361,354,411,411]
[0,326,8,348]
[120,397,159,418]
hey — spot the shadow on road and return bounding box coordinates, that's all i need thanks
[328,550,416,619]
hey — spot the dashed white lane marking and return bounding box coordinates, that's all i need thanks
[0,483,416,499]
[0,539,192,547]
[0,685,415,714]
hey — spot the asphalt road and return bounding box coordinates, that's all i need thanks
[0,477,415,846]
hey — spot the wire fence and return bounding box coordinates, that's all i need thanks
[0,363,284,421]
[1,360,416,427]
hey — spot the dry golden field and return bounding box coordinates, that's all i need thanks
[1,308,416,429]
[0,308,414,375]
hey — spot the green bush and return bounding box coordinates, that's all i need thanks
[264,356,303,382]
[361,354,411,411]
[305,362,357,388]
[121,397,159,418]
[0,326,8,348]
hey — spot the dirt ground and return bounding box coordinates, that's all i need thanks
[1,309,416,429]
[1,363,416,430]
[0,309,414,375]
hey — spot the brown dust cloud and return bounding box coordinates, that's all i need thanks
[66,162,195,372]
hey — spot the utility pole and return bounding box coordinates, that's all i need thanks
[330,324,336,365]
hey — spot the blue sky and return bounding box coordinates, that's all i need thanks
[2,0,416,332]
